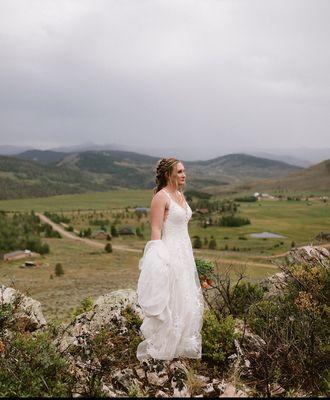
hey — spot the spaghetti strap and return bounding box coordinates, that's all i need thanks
[161,188,172,201]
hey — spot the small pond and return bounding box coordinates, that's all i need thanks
[249,231,287,239]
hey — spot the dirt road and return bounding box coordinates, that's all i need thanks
[36,213,141,253]
[38,212,329,270]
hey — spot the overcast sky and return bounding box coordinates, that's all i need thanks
[0,0,329,158]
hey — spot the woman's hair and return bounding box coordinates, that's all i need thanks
[154,158,180,194]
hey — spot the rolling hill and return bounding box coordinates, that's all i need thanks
[0,151,306,200]
[17,150,69,165]
[260,159,330,191]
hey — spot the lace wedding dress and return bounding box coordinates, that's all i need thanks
[136,188,204,361]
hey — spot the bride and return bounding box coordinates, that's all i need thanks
[136,158,204,361]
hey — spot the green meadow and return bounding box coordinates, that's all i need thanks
[0,189,151,212]
[0,189,329,322]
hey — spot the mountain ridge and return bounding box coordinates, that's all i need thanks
[0,151,325,200]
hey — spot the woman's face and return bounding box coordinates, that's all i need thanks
[172,162,186,188]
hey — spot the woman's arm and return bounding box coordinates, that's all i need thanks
[150,192,167,240]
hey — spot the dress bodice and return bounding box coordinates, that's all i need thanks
[161,189,192,243]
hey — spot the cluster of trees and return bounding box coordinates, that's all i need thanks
[190,198,238,213]
[0,211,50,254]
[234,195,257,202]
[218,215,251,227]
[193,235,217,250]
[44,211,71,224]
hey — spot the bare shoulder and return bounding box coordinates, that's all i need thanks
[151,190,168,207]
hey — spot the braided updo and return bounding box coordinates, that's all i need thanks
[154,158,180,194]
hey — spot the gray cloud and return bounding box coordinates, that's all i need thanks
[0,0,329,156]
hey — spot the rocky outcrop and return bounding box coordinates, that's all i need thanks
[286,245,329,268]
[55,289,143,353]
[0,285,47,333]
[261,245,329,297]
[52,289,251,397]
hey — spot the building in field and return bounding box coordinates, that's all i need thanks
[3,249,32,262]
[91,230,109,240]
[118,226,135,235]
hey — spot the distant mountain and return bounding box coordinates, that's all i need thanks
[0,145,33,155]
[17,150,68,165]
[247,152,311,168]
[264,159,330,191]
[0,151,306,200]
[226,159,330,193]
[49,142,128,153]
[0,155,117,200]
[249,147,330,167]
[186,153,301,184]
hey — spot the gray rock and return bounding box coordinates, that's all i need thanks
[220,383,248,397]
[155,389,169,397]
[147,371,169,386]
[260,272,289,296]
[135,366,146,380]
[55,289,141,353]
[287,245,329,268]
[0,285,47,332]
[112,368,136,390]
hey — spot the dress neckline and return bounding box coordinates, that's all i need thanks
[162,188,188,213]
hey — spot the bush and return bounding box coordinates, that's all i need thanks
[246,260,330,395]
[231,281,265,317]
[54,263,64,277]
[195,258,215,283]
[192,236,202,249]
[111,225,118,237]
[105,243,112,253]
[202,310,238,364]
[39,242,50,254]
[72,296,94,318]
[0,331,73,396]
[208,237,217,250]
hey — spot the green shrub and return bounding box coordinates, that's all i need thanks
[0,331,73,397]
[195,258,215,282]
[193,236,202,249]
[72,296,94,318]
[231,281,265,317]
[208,237,217,250]
[111,225,118,237]
[105,243,112,253]
[201,310,238,364]
[246,260,330,395]
[54,263,64,277]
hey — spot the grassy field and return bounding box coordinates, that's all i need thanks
[1,189,329,323]
[0,237,141,323]
[0,189,151,212]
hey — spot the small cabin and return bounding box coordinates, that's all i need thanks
[91,230,109,240]
[3,249,32,262]
[20,261,37,268]
[118,227,135,235]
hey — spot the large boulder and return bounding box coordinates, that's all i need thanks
[0,285,47,333]
[55,289,143,353]
[261,246,329,297]
[286,245,329,268]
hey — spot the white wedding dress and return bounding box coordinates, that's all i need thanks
[136,188,204,361]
